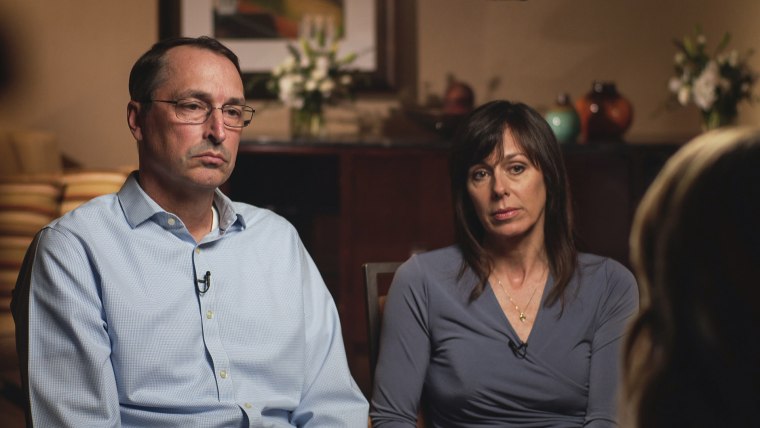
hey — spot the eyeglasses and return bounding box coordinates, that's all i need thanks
[147,98,255,128]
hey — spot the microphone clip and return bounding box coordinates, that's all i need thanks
[508,339,528,359]
[196,270,211,295]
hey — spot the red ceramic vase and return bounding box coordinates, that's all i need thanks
[575,81,633,143]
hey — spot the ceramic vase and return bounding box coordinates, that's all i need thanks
[545,93,580,144]
[575,81,633,143]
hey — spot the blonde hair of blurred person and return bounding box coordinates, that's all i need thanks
[624,127,760,427]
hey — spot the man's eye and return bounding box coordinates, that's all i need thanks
[224,107,243,118]
[179,101,206,111]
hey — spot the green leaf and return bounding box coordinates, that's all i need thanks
[317,26,326,48]
[300,38,314,62]
[715,32,731,55]
[287,44,301,63]
[683,36,696,57]
[337,53,358,67]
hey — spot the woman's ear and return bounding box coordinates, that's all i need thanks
[127,100,143,141]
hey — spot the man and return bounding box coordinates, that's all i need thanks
[12,36,368,427]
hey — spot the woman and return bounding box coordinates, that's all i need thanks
[370,100,639,427]
[623,127,760,427]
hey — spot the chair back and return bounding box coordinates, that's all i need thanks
[362,261,402,387]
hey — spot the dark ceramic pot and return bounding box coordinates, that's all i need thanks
[575,81,633,143]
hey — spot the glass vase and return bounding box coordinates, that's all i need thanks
[701,108,737,131]
[291,105,325,139]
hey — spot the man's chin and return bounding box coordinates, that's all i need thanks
[189,169,230,190]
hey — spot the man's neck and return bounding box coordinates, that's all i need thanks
[136,173,216,242]
[169,198,215,242]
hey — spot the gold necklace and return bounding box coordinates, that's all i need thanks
[496,279,539,323]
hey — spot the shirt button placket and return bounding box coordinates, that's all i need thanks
[193,246,233,400]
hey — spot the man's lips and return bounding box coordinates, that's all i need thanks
[492,208,520,221]
[195,152,226,165]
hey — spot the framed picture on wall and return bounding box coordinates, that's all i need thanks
[159,0,397,98]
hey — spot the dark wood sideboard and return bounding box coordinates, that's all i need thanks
[226,137,681,396]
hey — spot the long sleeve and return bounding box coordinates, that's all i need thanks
[12,176,370,427]
[370,259,430,427]
[370,249,637,427]
[584,259,639,427]
[13,228,121,427]
[292,242,369,427]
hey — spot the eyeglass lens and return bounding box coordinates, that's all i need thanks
[174,99,253,127]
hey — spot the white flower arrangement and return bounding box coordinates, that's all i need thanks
[667,26,756,129]
[267,22,358,113]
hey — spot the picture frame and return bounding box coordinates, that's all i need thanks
[158,0,397,99]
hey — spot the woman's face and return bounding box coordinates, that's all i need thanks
[466,130,547,245]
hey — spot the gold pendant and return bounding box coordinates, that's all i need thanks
[519,312,526,322]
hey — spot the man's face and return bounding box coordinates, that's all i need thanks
[128,45,245,197]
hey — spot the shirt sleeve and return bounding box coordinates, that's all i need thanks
[290,240,369,427]
[13,228,121,427]
[584,259,639,427]
[370,258,430,427]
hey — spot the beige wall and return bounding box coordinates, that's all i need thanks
[417,0,760,141]
[0,0,156,170]
[0,0,758,169]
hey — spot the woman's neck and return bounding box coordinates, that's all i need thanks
[486,238,548,290]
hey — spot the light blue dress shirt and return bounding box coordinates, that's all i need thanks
[13,173,368,427]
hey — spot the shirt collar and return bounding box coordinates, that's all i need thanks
[118,171,245,232]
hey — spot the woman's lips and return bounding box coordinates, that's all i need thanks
[492,208,520,221]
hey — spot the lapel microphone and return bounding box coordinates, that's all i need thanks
[508,339,528,359]
[196,271,211,294]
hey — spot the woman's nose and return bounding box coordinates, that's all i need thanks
[492,172,510,198]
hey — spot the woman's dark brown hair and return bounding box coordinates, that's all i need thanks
[450,100,577,305]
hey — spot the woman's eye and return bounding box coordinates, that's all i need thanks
[471,170,488,181]
[508,164,526,174]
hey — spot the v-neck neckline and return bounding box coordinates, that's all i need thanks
[486,275,553,344]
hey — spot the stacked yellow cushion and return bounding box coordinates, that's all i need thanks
[0,176,62,370]
[60,171,129,215]
[0,169,129,370]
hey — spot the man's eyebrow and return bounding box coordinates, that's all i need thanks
[175,90,209,100]
[175,91,246,105]
[227,96,246,105]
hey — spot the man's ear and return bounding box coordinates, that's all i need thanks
[127,100,144,141]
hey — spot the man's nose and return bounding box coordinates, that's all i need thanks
[204,108,226,145]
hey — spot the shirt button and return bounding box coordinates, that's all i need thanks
[206,310,214,319]
[195,247,201,254]
[244,403,252,409]
[219,370,228,379]
[167,218,176,226]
